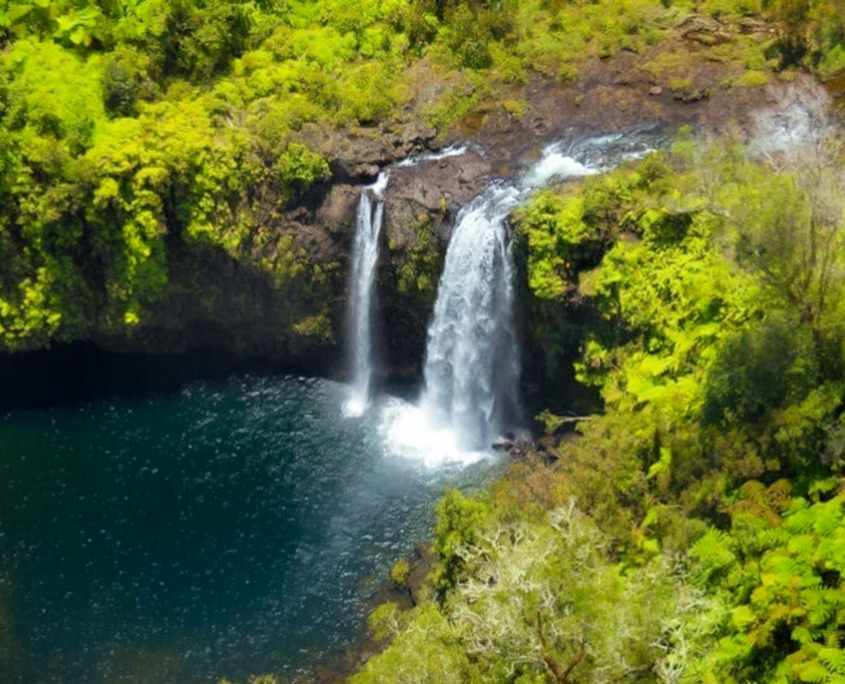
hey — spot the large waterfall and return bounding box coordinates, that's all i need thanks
[420,185,522,450]
[378,130,661,462]
[416,145,613,450]
[344,172,389,417]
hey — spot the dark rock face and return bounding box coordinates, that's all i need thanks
[295,120,438,183]
[385,150,492,243]
[92,240,343,375]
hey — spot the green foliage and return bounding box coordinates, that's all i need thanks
[352,602,469,683]
[516,190,605,300]
[273,143,330,197]
[394,214,443,304]
[422,74,483,131]
[355,500,711,684]
[3,39,105,151]
[7,3,845,684]
[348,59,845,684]
[523,141,845,535]
[218,676,282,684]
[0,0,420,349]
[768,0,845,75]
[1,0,842,351]
[703,318,818,426]
[390,559,411,587]
[733,68,771,86]
[686,480,845,684]
[102,48,155,116]
[431,488,489,590]
[292,313,333,340]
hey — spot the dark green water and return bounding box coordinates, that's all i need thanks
[0,375,500,684]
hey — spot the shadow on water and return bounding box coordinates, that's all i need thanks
[0,342,305,412]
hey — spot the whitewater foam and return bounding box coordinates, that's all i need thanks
[377,399,492,468]
[396,145,470,168]
[523,150,596,189]
[357,130,664,461]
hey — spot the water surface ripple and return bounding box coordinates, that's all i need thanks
[0,375,500,684]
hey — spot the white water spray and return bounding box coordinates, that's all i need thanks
[381,144,612,457]
[415,139,636,450]
[419,184,522,450]
[344,172,389,417]
[395,145,470,168]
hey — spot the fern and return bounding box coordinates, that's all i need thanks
[819,647,845,675]
[687,490,845,683]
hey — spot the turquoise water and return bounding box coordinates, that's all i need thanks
[0,375,500,684]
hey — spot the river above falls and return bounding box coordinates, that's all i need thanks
[0,375,502,684]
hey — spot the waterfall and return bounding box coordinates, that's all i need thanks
[420,185,522,450]
[416,143,612,451]
[344,172,389,417]
[378,130,661,461]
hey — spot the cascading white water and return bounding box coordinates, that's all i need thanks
[344,172,389,417]
[420,185,522,450]
[343,148,467,419]
[379,130,662,462]
[415,143,616,451]
[395,145,469,168]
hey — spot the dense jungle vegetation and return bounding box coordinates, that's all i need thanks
[1,0,845,350]
[4,0,845,683]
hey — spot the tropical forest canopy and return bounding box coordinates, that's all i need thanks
[0,0,844,349]
[344,128,845,683]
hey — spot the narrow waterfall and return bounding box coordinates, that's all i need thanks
[420,185,522,450]
[344,172,388,417]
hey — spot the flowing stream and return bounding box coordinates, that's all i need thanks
[344,173,389,417]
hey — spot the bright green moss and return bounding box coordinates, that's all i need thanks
[292,313,333,340]
[389,559,411,587]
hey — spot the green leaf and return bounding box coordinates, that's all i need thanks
[647,447,672,480]
[732,605,757,630]
[798,661,830,683]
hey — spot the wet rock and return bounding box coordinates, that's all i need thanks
[315,184,361,234]
[384,150,491,246]
[357,163,381,180]
[370,149,495,380]
[676,87,711,103]
[675,14,732,44]
[93,237,342,372]
[400,121,437,147]
[537,435,558,451]
[297,122,434,183]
